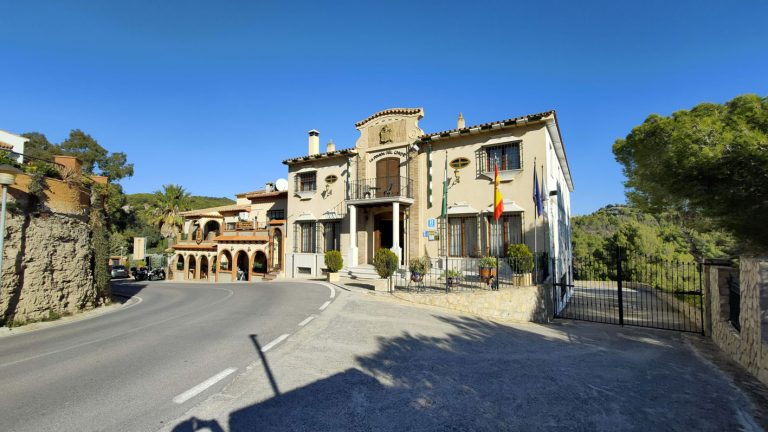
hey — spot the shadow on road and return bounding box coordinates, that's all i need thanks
[109,279,151,304]
[170,314,758,431]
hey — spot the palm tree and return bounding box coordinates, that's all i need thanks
[149,184,191,242]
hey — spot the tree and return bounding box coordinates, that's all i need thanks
[148,184,191,240]
[613,94,768,252]
[59,129,134,181]
[21,132,59,161]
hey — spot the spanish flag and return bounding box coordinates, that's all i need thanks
[494,162,503,221]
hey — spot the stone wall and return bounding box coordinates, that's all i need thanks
[394,283,553,323]
[1,176,104,325]
[705,258,768,386]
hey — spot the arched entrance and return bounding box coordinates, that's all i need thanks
[252,251,268,275]
[175,254,184,271]
[204,221,220,241]
[235,250,249,281]
[187,255,197,280]
[218,250,232,282]
[200,256,209,280]
[272,229,282,271]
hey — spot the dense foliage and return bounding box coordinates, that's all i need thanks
[572,204,736,263]
[324,250,344,273]
[613,94,768,252]
[373,248,398,278]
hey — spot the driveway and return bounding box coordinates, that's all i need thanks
[163,286,764,431]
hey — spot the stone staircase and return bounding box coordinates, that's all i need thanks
[341,264,382,280]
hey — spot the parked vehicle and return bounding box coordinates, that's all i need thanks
[132,267,148,281]
[148,267,166,281]
[110,265,129,279]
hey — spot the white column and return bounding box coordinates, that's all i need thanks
[348,204,358,267]
[391,202,401,266]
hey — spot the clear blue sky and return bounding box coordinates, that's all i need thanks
[1,0,766,215]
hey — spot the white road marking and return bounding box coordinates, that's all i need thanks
[319,301,331,311]
[0,288,234,369]
[261,334,290,352]
[298,316,315,327]
[172,367,237,404]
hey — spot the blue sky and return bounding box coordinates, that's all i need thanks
[1,0,766,215]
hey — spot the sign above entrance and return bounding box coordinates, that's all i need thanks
[369,149,407,163]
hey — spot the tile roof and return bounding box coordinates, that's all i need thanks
[0,141,14,150]
[354,107,424,127]
[282,148,357,165]
[172,243,217,251]
[244,190,287,200]
[180,204,250,217]
[420,111,555,141]
[213,234,269,242]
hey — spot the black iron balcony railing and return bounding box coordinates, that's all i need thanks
[349,176,412,200]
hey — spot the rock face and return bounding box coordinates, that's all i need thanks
[1,185,103,325]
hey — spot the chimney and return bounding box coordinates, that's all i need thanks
[308,129,320,155]
[326,139,336,153]
[457,112,465,129]
[265,182,274,192]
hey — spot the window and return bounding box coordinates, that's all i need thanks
[295,222,316,253]
[296,172,317,192]
[484,143,521,171]
[449,157,470,170]
[448,216,478,257]
[325,174,338,184]
[489,214,523,256]
[324,221,341,252]
[267,209,285,220]
[226,222,236,230]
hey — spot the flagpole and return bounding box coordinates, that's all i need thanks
[534,157,537,256]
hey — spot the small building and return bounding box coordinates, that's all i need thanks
[171,185,287,282]
[283,108,574,282]
[0,129,28,164]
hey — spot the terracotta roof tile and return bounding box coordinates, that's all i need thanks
[354,107,424,127]
[282,148,356,165]
[180,204,250,217]
[420,110,555,141]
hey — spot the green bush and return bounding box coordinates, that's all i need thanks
[445,269,462,279]
[408,256,430,274]
[324,250,344,273]
[479,256,497,268]
[507,243,534,273]
[373,248,398,278]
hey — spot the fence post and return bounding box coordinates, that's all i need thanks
[616,248,624,326]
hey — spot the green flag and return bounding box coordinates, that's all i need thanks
[441,151,448,218]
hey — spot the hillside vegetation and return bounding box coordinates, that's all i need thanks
[572,204,736,264]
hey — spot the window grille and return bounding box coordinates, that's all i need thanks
[448,216,478,257]
[267,209,285,220]
[488,214,523,256]
[295,172,317,192]
[324,221,341,252]
[479,142,522,172]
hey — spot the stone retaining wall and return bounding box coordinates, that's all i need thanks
[394,284,553,323]
[704,258,768,386]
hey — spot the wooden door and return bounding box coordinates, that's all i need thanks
[376,158,400,196]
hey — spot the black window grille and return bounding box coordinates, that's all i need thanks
[295,172,317,192]
[448,216,478,257]
[483,143,521,171]
[324,221,341,253]
[295,222,316,253]
[267,209,285,220]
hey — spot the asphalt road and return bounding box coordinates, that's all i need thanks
[0,279,333,432]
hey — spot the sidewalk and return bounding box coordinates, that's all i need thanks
[162,286,764,432]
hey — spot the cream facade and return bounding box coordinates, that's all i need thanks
[283,108,574,281]
[0,129,28,164]
[172,186,287,282]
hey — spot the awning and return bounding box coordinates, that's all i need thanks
[483,199,524,213]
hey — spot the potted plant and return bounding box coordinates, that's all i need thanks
[478,256,497,283]
[445,269,462,288]
[408,256,430,282]
[324,250,344,282]
[507,243,534,286]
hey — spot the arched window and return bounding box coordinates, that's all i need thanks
[176,255,184,270]
[219,250,232,271]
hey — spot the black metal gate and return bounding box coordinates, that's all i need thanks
[553,249,704,334]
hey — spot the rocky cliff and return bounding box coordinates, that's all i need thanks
[0,177,107,326]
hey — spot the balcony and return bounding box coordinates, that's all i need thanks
[348,176,413,203]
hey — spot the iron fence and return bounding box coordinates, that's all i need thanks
[556,250,704,333]
[392,253,548,293]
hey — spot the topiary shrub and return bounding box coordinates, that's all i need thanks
[507,243,534,273]
[324,250,344,273]
[373,248,398,278]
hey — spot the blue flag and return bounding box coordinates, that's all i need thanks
[533,166,543,218]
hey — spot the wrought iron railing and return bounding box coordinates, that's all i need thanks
[348,176,412,200]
